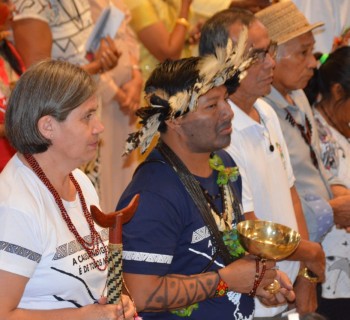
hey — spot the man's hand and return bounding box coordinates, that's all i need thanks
[257,270,295,307]
[220,255,277,294]
[329,194,350,228]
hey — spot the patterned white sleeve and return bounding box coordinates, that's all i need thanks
[12,0,52,23]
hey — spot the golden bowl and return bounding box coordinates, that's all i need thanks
[236,220,301,260]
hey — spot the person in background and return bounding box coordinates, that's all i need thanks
[190,0,272,31]
[304,46,350,320]
[0,60,135,319]
[117,33,295,319]
[125,0,200,83]
[199,7,325,318]
[89,0,143,212]
[0,0,24,171]
[11,0,120,192]
[11,0,119,74]
[282,0,350,53]
[192,0,272,16]
[257,2,350,319]
[332,27,350,51]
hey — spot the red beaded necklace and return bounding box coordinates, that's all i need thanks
[24,153,108,271]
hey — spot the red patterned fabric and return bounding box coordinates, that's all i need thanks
[0,99,16,172]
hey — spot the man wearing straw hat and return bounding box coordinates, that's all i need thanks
[257,1,350,319]
[199,7,325,319]
[116,34,296,319]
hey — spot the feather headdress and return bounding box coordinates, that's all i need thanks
[124,27,255,155]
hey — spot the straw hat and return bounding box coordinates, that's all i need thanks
[256,1,324,45]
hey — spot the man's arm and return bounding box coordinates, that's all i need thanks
[288,188,322,314]
[329,195,350,228]
[328,184,350,229]
[245,206,323,314]
[245,207,325,282]
[331,184,350,197]
[124,272,218,312]
[229,0,272,13]
[124,256,291,313]
[290,186,309,239]
[133,0,192,62]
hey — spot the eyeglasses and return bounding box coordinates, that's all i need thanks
[250,41,278,63]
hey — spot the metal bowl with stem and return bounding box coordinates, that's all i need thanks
[237,220,301,294]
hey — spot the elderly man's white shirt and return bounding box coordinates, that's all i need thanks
[226,98,300,317]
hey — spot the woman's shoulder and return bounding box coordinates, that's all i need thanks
[0,155,49,220]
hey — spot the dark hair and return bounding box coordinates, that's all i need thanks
[5,59,97,154]
[199,7,256,56]
[145,57,201,97]
[143,57,201,132]
[305,46,350,105]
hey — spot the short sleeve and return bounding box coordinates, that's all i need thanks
[121,191,183,275]
[126,0,160,33]
[12,0,52,23]
[0,206,43,278]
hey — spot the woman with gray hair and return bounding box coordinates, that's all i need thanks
[0,60,136,319]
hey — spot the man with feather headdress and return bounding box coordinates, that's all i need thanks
[199,7,326,319]
[116,31,295,319]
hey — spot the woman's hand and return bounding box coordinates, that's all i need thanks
[117,69,143,114]
[84,36,120,75]
[95,36,120,74]
[187,21,203,45]
[120,294,137,320]
[81,294,136,320]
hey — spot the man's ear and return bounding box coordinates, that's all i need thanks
[331,83,346,102]
[37,115,54,139]
[165,118,181,131]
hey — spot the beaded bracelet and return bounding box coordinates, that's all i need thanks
[248,258,266,297]
[214,270,229,297]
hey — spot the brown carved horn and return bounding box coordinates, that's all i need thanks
[90,194,140,244]
[90,194,140,228]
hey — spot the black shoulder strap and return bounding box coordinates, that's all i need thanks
[156,142,235,266]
